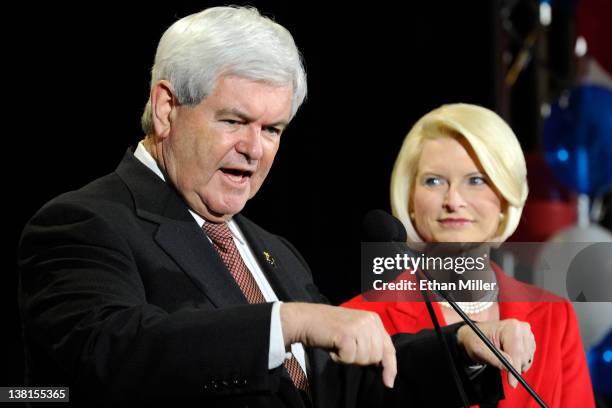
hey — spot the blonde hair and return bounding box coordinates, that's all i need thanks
[390,103,528,243]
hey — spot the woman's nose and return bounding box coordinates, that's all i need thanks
[443,184,467,211]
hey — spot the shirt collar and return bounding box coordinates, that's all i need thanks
[133,140,244,244]
[134,141,166,181]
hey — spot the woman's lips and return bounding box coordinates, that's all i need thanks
[438,218,473,228]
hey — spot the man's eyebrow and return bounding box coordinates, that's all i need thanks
[215,108,289,128]
[215,108,254,122]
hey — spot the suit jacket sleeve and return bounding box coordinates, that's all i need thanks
[19,198,280,402]
[277,235,504,407]
[385,325,504,407]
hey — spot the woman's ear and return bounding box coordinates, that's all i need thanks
[150,80,176,139]
[494,201,510,241]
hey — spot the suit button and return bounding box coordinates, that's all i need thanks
[221,380,229,388]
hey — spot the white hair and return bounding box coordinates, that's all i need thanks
[141,6,307,134]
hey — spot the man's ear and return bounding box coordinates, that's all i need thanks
[150,80,176,139]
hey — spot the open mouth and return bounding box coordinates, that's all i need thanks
[220,168,253,184]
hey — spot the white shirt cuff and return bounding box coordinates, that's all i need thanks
[269,301,292,369]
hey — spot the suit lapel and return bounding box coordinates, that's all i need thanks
[154,219,248,307]
[115,149,247,308]
[115,148,311,309]
[234,215,306,302]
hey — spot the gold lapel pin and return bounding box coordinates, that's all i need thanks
[263,251,276,267]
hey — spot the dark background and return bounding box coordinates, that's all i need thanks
[4,0,551,387]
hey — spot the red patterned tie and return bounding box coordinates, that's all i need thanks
[203,221,309,393]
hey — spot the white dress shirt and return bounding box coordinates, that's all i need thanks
[133,142,307,374]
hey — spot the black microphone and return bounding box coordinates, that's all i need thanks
[362,209,548,408]
[362,209,408,243]
[363,209,471,407]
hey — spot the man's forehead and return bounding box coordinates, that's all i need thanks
[211,77,293,122]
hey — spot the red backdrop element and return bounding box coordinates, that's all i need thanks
[511,153,577,242]
[577,0,612,75]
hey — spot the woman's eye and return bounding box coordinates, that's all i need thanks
[469,176,486,185]
[424,176,443,186]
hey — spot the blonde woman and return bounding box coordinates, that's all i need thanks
[343,103,595,407]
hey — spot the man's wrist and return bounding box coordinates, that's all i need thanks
[280,302,304,347]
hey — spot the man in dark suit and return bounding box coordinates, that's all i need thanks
[19,6,535,407]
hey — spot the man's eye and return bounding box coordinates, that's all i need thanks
[264,127,281,135]
[469,176,486,185]
[424,176,443,186]
[222,119,241,125]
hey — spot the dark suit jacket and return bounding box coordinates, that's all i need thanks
[18,149,503,407]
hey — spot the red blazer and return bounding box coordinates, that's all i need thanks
[342,264,595,407]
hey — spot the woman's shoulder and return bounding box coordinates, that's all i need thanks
[494,263,566,303]
[494,265,578,329]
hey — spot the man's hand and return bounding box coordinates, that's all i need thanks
[457,319,536,388]
[281,302,397,388]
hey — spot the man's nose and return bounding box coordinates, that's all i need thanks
[236,125,264,161]
[443,184,467,212]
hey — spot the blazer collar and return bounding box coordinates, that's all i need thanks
[115,148,192,223]
[493,263,554,321]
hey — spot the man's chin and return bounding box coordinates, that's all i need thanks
[208,198,248,219]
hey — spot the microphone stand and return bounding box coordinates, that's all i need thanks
[419,282,471,407]
[417,267,548,408]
